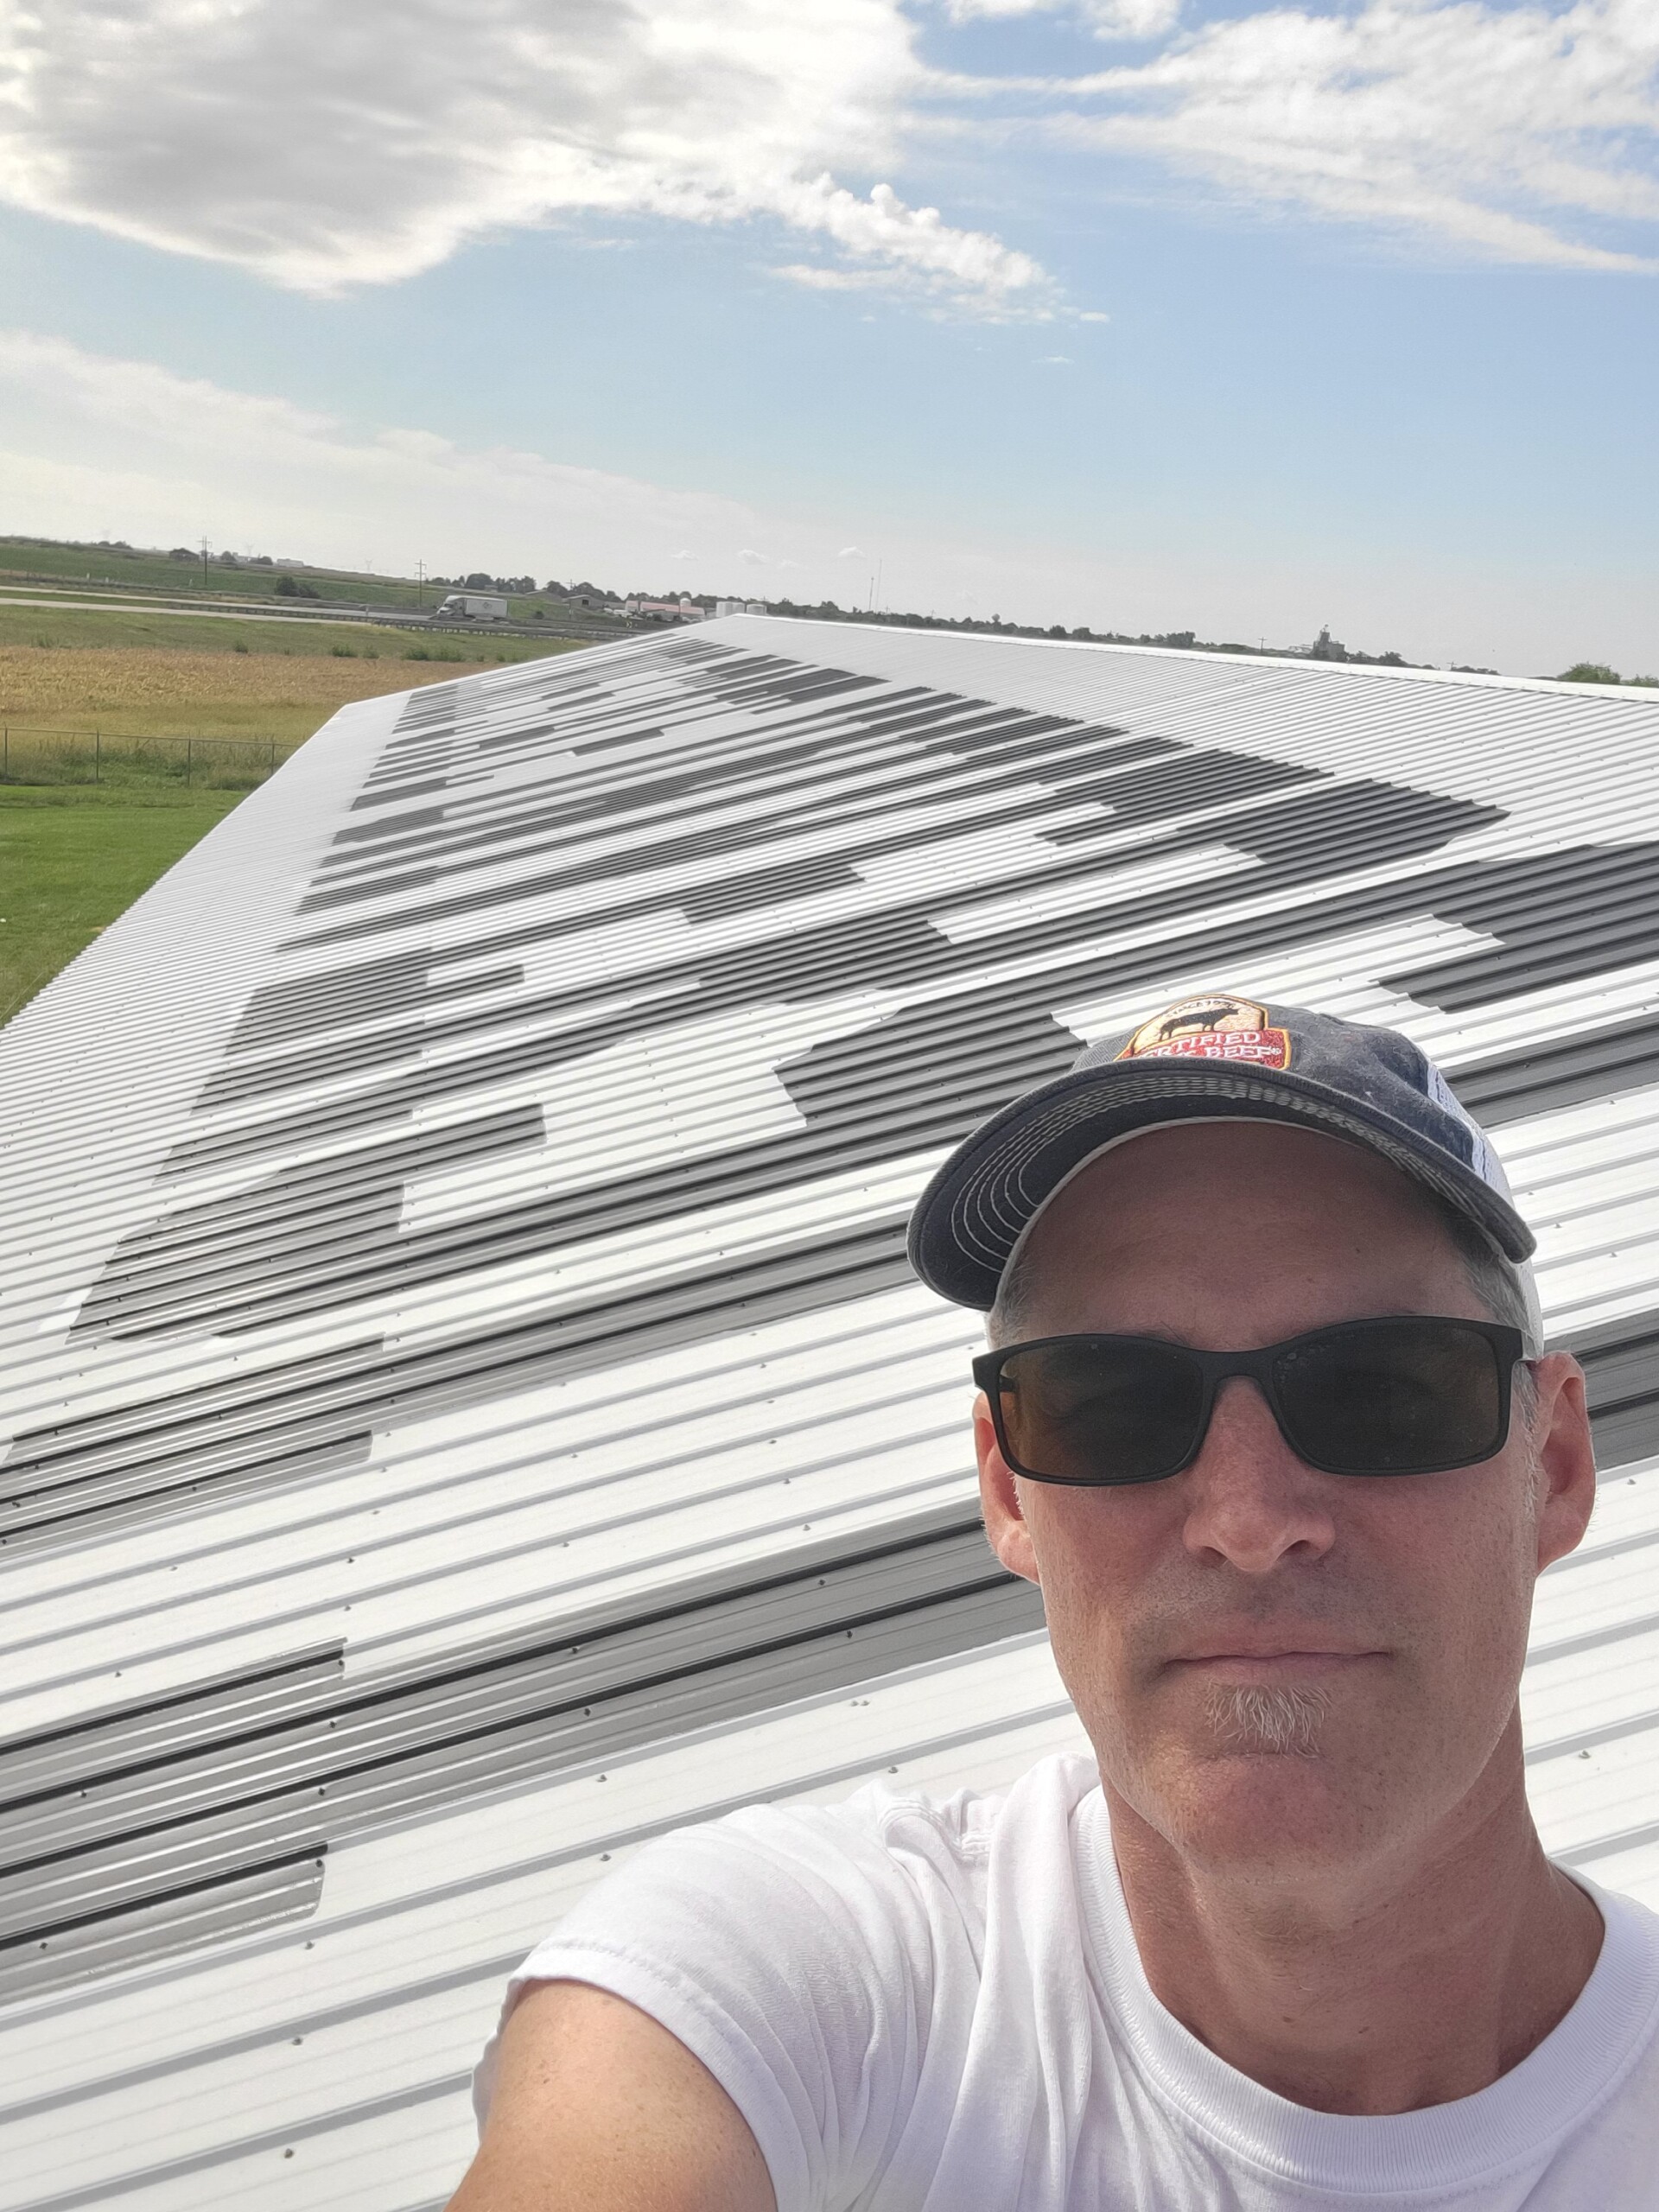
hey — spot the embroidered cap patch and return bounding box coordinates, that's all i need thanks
[1117,992,1292,1071]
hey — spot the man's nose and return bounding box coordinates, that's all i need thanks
[1179,1376,1338,1573]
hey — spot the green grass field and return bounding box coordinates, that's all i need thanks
[0,599,560,661]
[1,535,450,615]
[0,601,592,1025]
[0,785,245,1026]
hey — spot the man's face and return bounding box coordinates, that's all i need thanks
[974,1122,1596,1883]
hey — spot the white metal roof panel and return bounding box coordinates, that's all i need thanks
[3,617,1659,2208]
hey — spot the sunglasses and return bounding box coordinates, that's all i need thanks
[973,1317,1528,1485]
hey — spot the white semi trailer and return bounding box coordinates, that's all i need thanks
[435,592,510,622]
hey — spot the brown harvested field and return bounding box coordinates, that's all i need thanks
[0,642,582,745]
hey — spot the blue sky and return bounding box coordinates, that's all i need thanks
[0,0,1654,672]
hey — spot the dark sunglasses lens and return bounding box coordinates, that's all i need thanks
[1274,1320,1506,1474]
[995,1339,1206,1484]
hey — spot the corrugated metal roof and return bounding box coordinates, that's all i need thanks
[3,615,1659,2208]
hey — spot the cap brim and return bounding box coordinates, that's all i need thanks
[908,1057,1535,1310]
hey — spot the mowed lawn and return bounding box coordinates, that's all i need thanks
[0,615,588,1023]
[0,785,245,1024]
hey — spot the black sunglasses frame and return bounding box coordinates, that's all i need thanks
[972,1316,1529,1485]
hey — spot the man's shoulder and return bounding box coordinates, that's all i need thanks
[725,1747,1101,1878]
[518,1746,1104,2031]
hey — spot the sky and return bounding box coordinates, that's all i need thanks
[0,0,1654,674]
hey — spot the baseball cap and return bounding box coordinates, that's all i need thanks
[907,990,1541,1341]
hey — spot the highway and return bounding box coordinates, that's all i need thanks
[0,589,408,625]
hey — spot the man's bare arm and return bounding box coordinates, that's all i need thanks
[448,1980,777,2212]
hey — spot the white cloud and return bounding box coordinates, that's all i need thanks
[1037,352,1073,363]
[3,0,1646,311]
[837,544,868,557]
[943,0,1183,36]
[736,546,770,564]
[1047,0,1659,270]
[1091,0,1183,33]
[0,0,1055,315]
[768,175,1047,305]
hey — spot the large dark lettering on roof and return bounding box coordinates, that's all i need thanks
[16,635,1659,2018]
[26,638,1659,1541]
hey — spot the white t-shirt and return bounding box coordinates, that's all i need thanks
[476,1753,1659,2209]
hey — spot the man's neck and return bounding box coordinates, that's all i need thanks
[1103,1738,1605,2115]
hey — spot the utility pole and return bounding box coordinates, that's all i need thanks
[200,536,209,588]
[416,559,425,608]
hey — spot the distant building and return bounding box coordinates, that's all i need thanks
[625,598,705,624]
[1308,626,1349,662]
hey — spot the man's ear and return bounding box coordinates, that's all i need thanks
[976,1391,1040,1585]
[1530,1352,1598,1573]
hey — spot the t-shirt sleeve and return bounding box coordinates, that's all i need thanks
[475,1797,941,2212]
